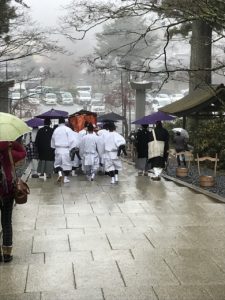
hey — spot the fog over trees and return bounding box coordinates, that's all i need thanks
[60,0,225,90]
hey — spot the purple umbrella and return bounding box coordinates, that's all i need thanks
[132,111,175,125]
[35,108,68,119]
[25,117,44,128]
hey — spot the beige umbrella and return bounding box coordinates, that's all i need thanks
[0,112,31,141]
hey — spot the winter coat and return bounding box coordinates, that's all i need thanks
[0,141,26,198]
[135,128,151,158]
[35,126,55,161]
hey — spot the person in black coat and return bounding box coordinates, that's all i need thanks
[35,118,55,178]
[173,131,187,166]
[148,121,169,180]
[135,124,151,176]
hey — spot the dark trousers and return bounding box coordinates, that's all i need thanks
[0,197,14,246]
[175,149,186,167]
[55,167,70,176]
[176,154,186,167]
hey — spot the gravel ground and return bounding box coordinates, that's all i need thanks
[166,159,225,198]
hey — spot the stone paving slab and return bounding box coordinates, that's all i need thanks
[0,293,41,300]
[0,265,28,295]
[1,162,225,299]
[103,286,158,300]
[153,286,213,300]
[117,258,180,286]
[74,261,125,289]
[26,263,75,292]
[41,289,103,300]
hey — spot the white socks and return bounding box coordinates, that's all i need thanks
[64,176,70,183]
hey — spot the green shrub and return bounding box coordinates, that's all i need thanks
[188,118,225,169]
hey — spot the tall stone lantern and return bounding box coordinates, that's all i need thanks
[130,81,152,126]
[0,80,15,113]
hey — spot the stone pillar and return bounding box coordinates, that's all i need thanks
[135,89,145,121]
[0,80,15,113]
[130,81,153,128]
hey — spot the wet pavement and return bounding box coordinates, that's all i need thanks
[1,162,225,299]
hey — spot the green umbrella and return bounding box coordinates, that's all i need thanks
[0,112,31,141]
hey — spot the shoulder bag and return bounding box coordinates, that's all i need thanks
[148,129,165,159]
[8,148,30,205]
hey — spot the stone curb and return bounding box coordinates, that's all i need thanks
[122,158,225,203]
[162,173,225,204]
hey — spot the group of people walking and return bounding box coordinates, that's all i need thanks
[0,116,189,264]
[32,118,185,183]
[32,117,126,185]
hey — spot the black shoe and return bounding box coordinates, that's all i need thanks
[0,254,2,262]
[3,254,13,263]
[151,176,161,181]
[31,174,39,178]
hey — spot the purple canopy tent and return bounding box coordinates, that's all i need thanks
[35,108,68,119]
[132,111,175,125]
[25,117,44,128]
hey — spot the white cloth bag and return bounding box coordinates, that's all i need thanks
[148,129,165,159]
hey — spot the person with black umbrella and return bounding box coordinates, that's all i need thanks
[35,118,55,179]
[135,124,151,176]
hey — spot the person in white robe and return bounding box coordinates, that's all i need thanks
[103,122,126,184]
[51,117,75,183]
[79,123,101,181]
[97,123,109,173]
[70,130,81,176]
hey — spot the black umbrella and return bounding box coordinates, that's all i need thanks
[98,112,125,122]
[35,108,68,119]
[69,109,97,117]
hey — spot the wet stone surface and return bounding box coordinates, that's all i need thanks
[1,161,225,299]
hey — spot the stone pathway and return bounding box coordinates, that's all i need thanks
[1,162,225,299]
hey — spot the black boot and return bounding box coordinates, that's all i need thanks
[2,246,13,263]
[0,246,2,262]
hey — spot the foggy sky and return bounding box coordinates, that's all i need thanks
[26,0,69,27]
[26,0,96,56]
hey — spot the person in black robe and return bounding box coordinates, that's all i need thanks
[148,121,169,180]
[35,118,55,178]
[135,124,151,176]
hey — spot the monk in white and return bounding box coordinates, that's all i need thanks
[51,117,76,183]
[103,122,126,184]
[79,123,101,181]
[97,123,109,173]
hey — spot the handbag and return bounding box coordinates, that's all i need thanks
[148,129,165,159]
[8,147,30,205]
[14,178,30,204]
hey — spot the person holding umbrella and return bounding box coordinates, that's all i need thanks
[35,118,55,179]
[135,124,151,176]
[0,112,29,263]
[148,121,169,180]
[173,131,188,167]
